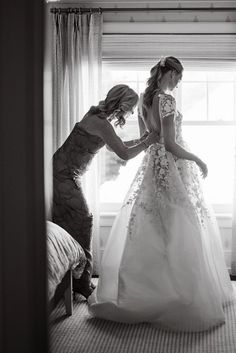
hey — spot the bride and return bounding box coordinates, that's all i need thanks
[88,56,234,332]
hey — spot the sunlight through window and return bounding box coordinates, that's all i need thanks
[100,65,236,213]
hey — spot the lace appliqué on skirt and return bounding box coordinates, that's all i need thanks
[124,143,210,237]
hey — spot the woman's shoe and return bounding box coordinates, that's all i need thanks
[73,284,94,299]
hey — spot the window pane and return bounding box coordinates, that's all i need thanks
[100,65,236,209]
[207,72,234,81]
[110,70,138,81]
[208,82,234,121]
[100,125,236,205]
[100,151,144,203]
[181,71,236,122]
[101,68,149,97]
[182,82,207,121]
[183,125,236,205]
[100,122,142,204]
[183,71,208,81]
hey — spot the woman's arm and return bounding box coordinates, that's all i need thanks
[95,119,158,160]
[123,131,149,147]
[162,115,208,177]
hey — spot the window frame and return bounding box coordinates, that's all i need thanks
[99,59,236,215]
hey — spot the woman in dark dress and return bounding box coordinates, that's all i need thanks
[52,84,159,299]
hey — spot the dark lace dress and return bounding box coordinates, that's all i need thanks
[52,122,105,290]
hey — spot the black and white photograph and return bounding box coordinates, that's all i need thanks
[1,1,236,353]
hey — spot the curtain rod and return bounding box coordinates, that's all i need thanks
[50,7,236,14]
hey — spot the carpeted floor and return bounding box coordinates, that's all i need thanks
[49,282,236,353]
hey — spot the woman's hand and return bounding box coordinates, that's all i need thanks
[196,158,208,178]
[139,131,149,142]
[143,131,160,147]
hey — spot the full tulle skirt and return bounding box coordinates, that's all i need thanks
[88,145,234,332]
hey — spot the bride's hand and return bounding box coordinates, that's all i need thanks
[196,159,208,178]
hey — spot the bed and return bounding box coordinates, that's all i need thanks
[47,221,86,315]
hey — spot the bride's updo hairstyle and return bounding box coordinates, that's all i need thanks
[89,84,139,127]
[142,56,183,119]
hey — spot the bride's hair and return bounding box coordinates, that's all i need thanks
[142,56,183,119]
[89,84,139,127]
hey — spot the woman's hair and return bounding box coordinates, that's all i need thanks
[142,56,183,119]
[89,84,139,127]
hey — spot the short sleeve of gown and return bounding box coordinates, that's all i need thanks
[159,94,176,119]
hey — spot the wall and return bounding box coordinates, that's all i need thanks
[44,3,55,220]
[47,0,236,23]
[0,2,48,353]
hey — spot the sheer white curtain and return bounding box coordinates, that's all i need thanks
[52,11,102,274]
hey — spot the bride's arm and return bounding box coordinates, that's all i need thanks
[163,115,208,177]
[138,111,147,137]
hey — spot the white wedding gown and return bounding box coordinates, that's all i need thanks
[88,93,234,332]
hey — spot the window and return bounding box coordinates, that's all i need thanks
[99,62,236,214]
